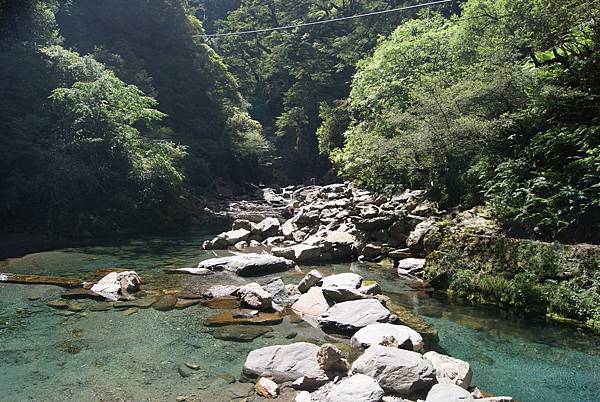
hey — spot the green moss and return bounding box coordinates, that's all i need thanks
[425,233,600,330]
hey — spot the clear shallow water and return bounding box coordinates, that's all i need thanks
[1,230,599,402]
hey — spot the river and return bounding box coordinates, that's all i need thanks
[0,229,598,401]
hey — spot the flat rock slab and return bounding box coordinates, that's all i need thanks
[61,289,105,300]
[351,345,436,398]
[197,254,295,276]
[209,325,273,342]
[113,297,157,309]
[319,273,363,289]
[319,299,396,335]
[204,311,283,326]
[0,273,81,288]
[351,323,424,352]
[152,295,178,311]
[243,342,325,382]
[203,296,240,309]
[165,267,213,275]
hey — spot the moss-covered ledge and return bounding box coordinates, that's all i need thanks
[424,231,600,332]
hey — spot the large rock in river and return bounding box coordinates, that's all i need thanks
[197,253,294,276]
[351,323,424,352]
[351,345,436,397]
[243,342,325,382]
[425,383,474,402]
[272,244,321,262]
[423,351,472,389]
[90,271,141,301]
[319,299,396,335]
[326,373,385,402]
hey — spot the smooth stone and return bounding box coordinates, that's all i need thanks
[152,295,178,311]
[47,300,70,310]
[326,373,385,402]
[423,351,473,389]
[210,325,273,342]
[185,362,201,370]
[319,273,363,289]
[203,296,240,309]
[351,345,436,397]
[351,323,424,352]
[425,383,474,402]
[178,364,194,378]
[204,311,283,326]
[319,299,396,335]
[197,254,295,276]
[112,297,157,309]
[243,342,325,382]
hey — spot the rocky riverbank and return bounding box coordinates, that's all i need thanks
[203,182,600,332]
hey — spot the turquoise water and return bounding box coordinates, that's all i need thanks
[1,230,599,401]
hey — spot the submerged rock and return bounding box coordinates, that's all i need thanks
[165,267,213,275]
[197,254,295,276]
[243,342,325,382]
[203,296,240,309]
[209,325,273,342]
[152,295,178,311]
[0,273,81,288]
[319,299,396,335]
[204,311,283,326]
[351,345,436,397]
[61,289,105,300]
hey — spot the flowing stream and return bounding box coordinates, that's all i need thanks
[0,229,599,402]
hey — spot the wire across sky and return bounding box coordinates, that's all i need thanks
[202,0,453,38]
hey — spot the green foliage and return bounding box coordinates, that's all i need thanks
[324,0,600,241]
[207,0,450,182]
[425,232,600,330]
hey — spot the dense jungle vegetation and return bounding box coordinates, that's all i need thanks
[1,0,599,243]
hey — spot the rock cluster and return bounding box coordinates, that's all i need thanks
[202,183,443,265]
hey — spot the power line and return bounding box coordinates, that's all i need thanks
[203,0,453,38]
